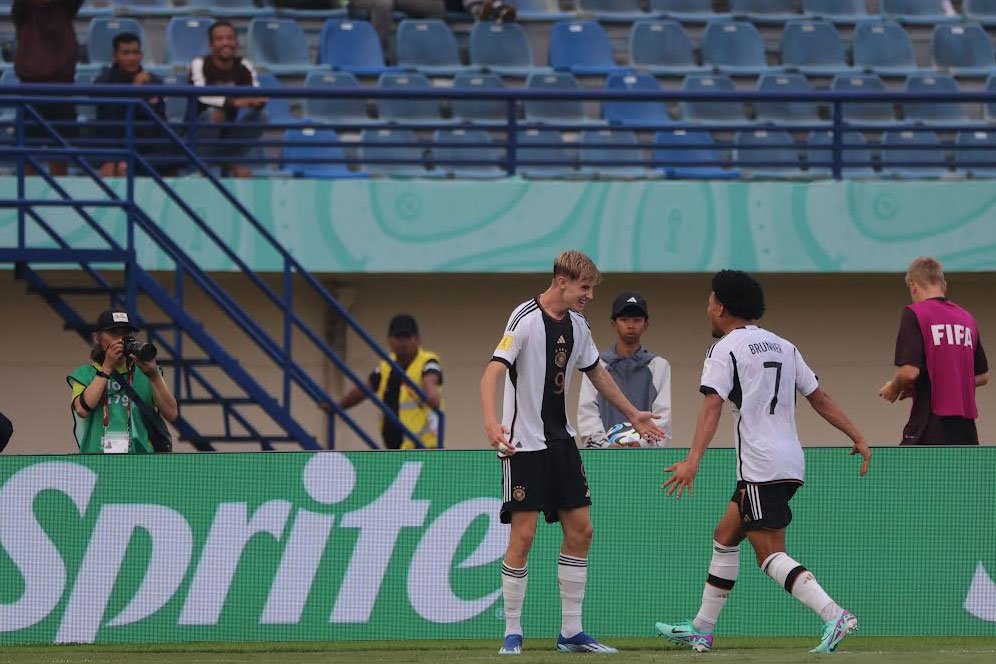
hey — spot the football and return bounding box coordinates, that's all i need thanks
[606,422,643,447]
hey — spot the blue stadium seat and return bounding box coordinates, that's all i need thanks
[469,22,539,76]
[578,0,648,22]
[514,0,576,21]
[754,73,821,126]
[87,18,146,67]
[985,73,996,120]
[629,20,708,75]
[167,17,211,67]
[256,72,296,126]
[78,0,114,18]
[903,75,969,126]
[376,72,447,125]
[831,74,895,126]
[395,19,470,75]
[549,21,627,76]
[360,127,435,178]
[965,0,996,27]
[735,129,804,178]
[602,72,670,126]
[730,0,798,23]
[0,69,17,85]
[451,73,508,125]
[303,71,369,126]
[805,130,875,178]
[189,0,271,17]
[112,0,180,17]
[649,0,727,22]
[881,0,956,25]
[801,0,867,23]
[653,129,740,179]
[516,128,578,178]
[74,66,103,123]
[247,18,313,76]
[680,74,750,126]
[147,67,193,124]
[955,130,996,177]
[580,129,649,178]
[881,130,949,178]
[852,20,919,76]
[524,72,599,125]
[318,20,397,75]
[781,19,854,76]
[702,20,771,75]
[282,128,363,179]
[931,23,995,76]
[433,128,506,178]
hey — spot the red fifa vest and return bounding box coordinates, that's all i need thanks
[909,299,979,419]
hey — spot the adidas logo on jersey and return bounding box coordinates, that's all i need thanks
[557,335,566,344]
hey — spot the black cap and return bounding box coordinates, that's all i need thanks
[95,309,139,333]
[388,314,419,338]
[611,292,649,319]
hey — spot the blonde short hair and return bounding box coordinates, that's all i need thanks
[553,250,602,284]
[906,256,947,290]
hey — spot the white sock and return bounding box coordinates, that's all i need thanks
[501,561,527,637]
[693,540,739,633]
[761,552,842,622]
[558,554,587,638]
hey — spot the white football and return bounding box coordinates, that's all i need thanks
[606,422,643,447]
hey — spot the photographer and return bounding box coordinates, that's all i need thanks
[67,309,178,454]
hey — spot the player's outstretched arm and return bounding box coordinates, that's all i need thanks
[585,363,665,443]
[662,393,723,498]
[480,360,512,454]
[806,387,872,476]
[879,364,919,402]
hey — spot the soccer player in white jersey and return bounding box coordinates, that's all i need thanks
[481,251,665,655]
[655,270,872,654]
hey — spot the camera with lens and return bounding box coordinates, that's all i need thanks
[123,336,157,362]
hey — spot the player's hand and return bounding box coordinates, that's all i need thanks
[850,439,872,476]
[485,421,513,455]
[133,71,152,85]
[662,457,698,498]
[878,380,901,403]
[101,340,125,374]
[631,411,665,444]
[897,387,913,401]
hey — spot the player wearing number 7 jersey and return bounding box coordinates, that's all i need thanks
[655,270,872,654]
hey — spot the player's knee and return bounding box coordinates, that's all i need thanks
[509,528,535,554]
[569,521,594,548]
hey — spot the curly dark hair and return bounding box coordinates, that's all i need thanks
[712,270,765,321]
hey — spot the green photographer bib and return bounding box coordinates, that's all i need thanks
[67,362,158,455]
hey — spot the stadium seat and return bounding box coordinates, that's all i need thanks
[578,0,648,22]
[881,130,949,178]
[735,129,804,178]
[87,18,146,67]
[702,20,771,75]
[318,20,397,75]
[965,0,996,27]
[516,128,578,178]
[451,73,508,125]
[881,0,956,25]
[256,72,296,126]
[302,71,369,126]
[247,18,313,76]
[282,128,363,179]
[395,20,470,75]
[523,72,599,125]
[0,69,17,85]
[780,19,855,76]
[360,127,434,178]
[167,17,211,67]
[680,74,750,126]
[931,23,995,76]
[955,130,996,177]
[805,130,875,178]
[730,0,798,23]
[78,0,114,18]
[754,73,821,126]
[376,73,447,125]
[514,0,575,21]
[580,129,649,178]
[831,74,895,125]
[985,73,996,120]
[852,20,919,76]
[801,0,867,23]
[653,129,740,179]
[649,0,727,22]
[433,128,506,178]
[469,22,539,76]
[74,66,102,123]
[189,0,271,17]
[903,75,970,126]
[629,20,708,75]
[602,72,670,127]
[549,21,627,76]
[112,0,179,17]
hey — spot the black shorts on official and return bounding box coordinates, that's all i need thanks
[500,439,591,524]
[731,480,801,531]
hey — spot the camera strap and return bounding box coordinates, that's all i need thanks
[112,367,173,454]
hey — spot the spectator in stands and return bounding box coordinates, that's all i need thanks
[349,0,516,61]
[578,292,671,448]
[325,314,444,449]
[68,309,178,454]
[189,21,267,178]
[879,257,989,445]
[12,0,84,177]
[94,33,168,178]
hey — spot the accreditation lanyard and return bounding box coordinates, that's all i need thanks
[102,364,135,432]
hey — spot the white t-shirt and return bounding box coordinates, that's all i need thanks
[491,299,600,453]
[700,325,819,483]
